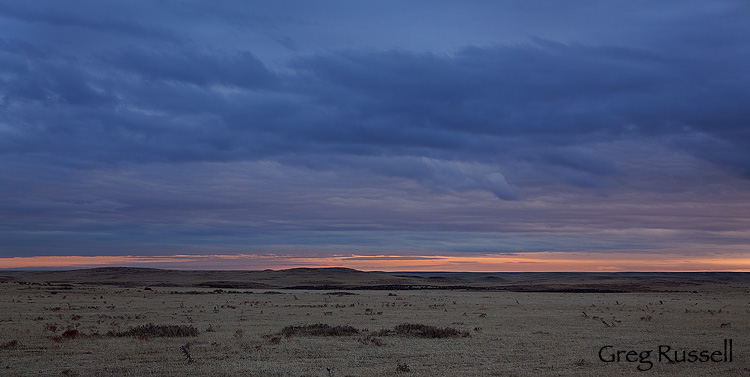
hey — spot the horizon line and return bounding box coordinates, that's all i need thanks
[2,266,748,274]
[1,252,749,272]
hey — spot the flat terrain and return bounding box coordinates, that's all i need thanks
[0,268,748,376]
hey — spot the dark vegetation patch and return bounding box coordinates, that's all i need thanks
[109,324,199,338]
[284,284,483,290]
[279,323,470,339]
[49,329,91,342]
[169,289,254,294]
[285,285,347,290]
[391,323,470,338]
[507,287,629,293]
[0,339,20,349]
[284,284,634,292]
[281,324,360,337]
[62,329,83,339]
[170,290,213,294]
[195,281,272,289]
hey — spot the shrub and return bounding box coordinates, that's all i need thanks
[62,329,83,339]
[49,328,89,342]
[180,343,194,364]
[0,340,20,349]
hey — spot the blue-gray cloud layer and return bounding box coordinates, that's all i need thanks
[1,1,749,258]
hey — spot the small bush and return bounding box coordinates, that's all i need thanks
[575,358,591,367]
[62,329,83,339]
[396,362,410,372]
[49,328,91,342]
[112,324,199,338]
[180,343,194,364]
[0,340,20,349]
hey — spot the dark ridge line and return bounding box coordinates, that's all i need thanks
[281,285,630,293]
[283,284,480,290]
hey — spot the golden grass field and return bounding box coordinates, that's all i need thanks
[0,268,748,376]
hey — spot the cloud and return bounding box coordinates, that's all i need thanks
[3,33,749,194]
[1,1,749,262]
[109,47,277,89]
[3,14,748,172]
[0,1,182,43]
[352,156,518,200]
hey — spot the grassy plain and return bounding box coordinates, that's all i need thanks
[0,268,748,376]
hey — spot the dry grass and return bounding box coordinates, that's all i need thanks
[0,270,748,376]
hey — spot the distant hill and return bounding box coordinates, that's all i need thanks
[1,267,748,292]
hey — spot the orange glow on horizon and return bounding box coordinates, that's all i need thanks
[1,252,749,272]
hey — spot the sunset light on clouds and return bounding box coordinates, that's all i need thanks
[1,1,749,271]
[4,252,750,272]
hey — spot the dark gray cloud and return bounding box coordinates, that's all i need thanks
[109,47,277,89]
[0,1,183,43]
[1,1,749,261]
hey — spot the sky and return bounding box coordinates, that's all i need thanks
[1,1,749,271]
